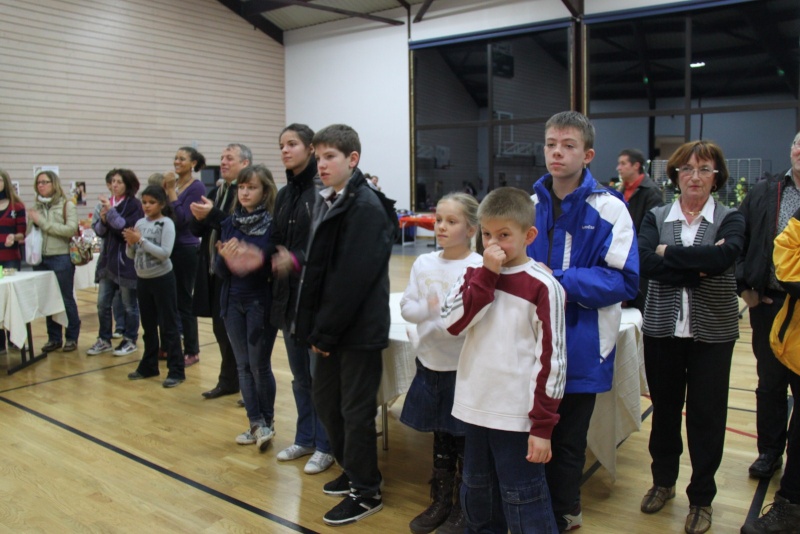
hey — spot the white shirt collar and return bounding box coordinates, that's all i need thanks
[664,196,716,224]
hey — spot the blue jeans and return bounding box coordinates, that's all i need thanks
[225,296,278,428]
[284,331,331,453]
[34,254,80,343]
[0,259,21,350]
[462,423,558,534]
[97,278,139,342]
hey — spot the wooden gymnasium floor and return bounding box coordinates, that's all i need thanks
[0,239,792,533]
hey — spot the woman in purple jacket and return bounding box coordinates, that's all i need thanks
[164,146,207,367]
[87,169,144,357]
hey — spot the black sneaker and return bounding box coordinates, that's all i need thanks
[323,492,383,526]
[323,472,351,495]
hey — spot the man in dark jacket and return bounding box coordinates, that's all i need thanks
[189,143,251,400]
[735,132,800,479]
[617,148,663,310]
[293,124,396,527]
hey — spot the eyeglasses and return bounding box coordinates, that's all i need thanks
[792,140,800,149]
[36,180,52,185]
[676,165,718,179]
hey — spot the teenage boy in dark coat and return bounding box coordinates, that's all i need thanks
[293,124,397,526]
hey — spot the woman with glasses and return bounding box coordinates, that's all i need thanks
[636,140,745,534]
[27,170,81,352]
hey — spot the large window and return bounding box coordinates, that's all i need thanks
[412,26,570,210]
[587,0,800,186]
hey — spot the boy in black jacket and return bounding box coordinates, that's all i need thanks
[293,124,396,526]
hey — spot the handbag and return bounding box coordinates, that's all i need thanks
[62,201,93,266]
[25,225,43,266]
[769,295,800,375]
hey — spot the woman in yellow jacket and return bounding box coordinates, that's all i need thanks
[27,170,81,352]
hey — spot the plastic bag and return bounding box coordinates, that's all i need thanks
[26,226,43,266]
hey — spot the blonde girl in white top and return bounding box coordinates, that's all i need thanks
[399,192,481,534]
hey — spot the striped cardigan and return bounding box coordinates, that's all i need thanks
[639,201,745,343]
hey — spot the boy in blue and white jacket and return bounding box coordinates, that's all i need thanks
[526,111,639,531]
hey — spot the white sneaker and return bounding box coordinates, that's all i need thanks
[111,331,124,339]
[277,444,315,462]
[304,451,335,474]
[113,339,137,356]
[86,338,113,355]
[563,503,583,531]
[255,424,275,452]
[236,430,256,445]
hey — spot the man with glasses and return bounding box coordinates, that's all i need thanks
[735,133,800,480]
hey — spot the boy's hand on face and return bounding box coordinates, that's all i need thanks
[526,435,552,464]
[483,243,506,273]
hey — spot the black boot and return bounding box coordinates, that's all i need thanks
[409,467,455,534]
[436,460,465,534]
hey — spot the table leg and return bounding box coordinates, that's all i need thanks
[7,322,47,375]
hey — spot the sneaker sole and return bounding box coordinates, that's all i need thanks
[323,487,351,496]
[258,437,274,452]
[323,502,383,526]
[305,459,334,475]
[113,350,137,357]
[277,447,315,462]
[87,348,113,355]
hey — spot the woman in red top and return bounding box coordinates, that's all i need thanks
[0,169,27,352]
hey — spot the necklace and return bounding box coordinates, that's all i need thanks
[682,209,701,217]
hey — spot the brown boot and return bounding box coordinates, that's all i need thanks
[435,463,464,534]
[409,468,455,534]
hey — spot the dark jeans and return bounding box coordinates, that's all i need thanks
[0,259,21,350]
[34,254,80,343]
[170,244,199,355]
[224,296,278,428]
[212,276,238,392]
[112,290,126,334]
[644,335,735,507]
[778,370,800,503]
[284,331,330,452]
[749,295,791,456]
[313,348,382,496]
[97,278,139,343]
[462,423,558,534]
[545,393,596,531]
[136,272,184,379]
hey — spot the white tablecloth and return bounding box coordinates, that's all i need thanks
[586,308,646,480]
[380,293,645,479]
[74,253,99,290]
[0,271,67,347]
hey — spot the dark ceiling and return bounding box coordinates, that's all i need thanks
[218,0,800,104]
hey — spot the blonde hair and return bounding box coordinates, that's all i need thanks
[147,172,165,187]
[34,170,66,202]
[478,187,536,231]
[439,192,479,229]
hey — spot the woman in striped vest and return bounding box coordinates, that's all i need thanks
[636,140,745,534]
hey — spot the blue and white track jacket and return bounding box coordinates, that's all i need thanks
[526,169,639,393]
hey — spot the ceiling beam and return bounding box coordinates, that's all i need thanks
[561,0,583,19]
[217,0,283,44]
[394,0,411,8]
[413,0,435,23]
[244,0,404,26]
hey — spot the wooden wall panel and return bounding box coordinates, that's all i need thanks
[0,0,286,216]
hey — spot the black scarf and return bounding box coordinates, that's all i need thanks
[231,205,271,236]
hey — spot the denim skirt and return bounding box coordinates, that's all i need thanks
[400,358,466,436]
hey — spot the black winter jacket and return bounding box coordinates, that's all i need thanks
[190,181,238,317]
[292,169,396,352]
[736,172,786,296]
[627,175,663,232]
[270,158,318,330]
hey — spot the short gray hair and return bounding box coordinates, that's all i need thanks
[226,143,253,164]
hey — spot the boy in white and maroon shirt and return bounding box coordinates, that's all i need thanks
[442,186,567,534]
